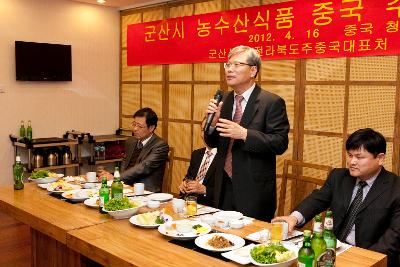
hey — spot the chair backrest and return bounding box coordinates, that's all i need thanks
[161,147,174,194]
[278,160,332,229]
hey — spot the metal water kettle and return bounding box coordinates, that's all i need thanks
[33,154,43,168]
[62,148,72,165]
[47,152,58,166]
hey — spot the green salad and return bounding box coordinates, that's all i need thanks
[104,197,137,211]
[250,243,293,264]
[30,170,50,179]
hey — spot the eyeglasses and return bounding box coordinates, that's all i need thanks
[131,121,147,129]
[223,61,254,69]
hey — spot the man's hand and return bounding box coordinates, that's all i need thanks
[205,99,223,128]
[216,118,247,140]
[272,215,298,233]
[184,180,206,195]
[178,180,188,193]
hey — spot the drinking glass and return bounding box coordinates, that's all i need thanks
[185,195,197,216]
[270,222,283,243]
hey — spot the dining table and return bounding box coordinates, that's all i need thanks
[0,182,387,267]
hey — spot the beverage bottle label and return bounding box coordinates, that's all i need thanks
[113,192,123,199]
[324,218,333,230]
[99,196,105,207]
[316,249,335,267]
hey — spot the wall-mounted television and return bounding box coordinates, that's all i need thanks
[15,41,72,81]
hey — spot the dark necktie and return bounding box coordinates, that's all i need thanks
[224,95,244,178]
[128,141,143,168]
[338,181,368,241]
[196,151,213,182]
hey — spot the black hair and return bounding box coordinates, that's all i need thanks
[346,128,386,157]
[133,107,158,129]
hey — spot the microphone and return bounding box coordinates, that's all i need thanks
[204,89,223,133]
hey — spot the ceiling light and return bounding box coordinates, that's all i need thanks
[97,0,106,4]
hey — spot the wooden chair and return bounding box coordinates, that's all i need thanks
[277,160,333,229]
[161,147,174,194]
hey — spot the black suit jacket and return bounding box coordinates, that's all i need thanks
[121,134,169,193]
[205,85,290,221]
[184,148,216,207]
[295,168,400,267]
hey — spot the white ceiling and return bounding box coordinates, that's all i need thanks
[71,0,169,9]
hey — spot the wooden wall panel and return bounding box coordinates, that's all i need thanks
[306,58,346,81]
[169,64,192,81]
[168,122,192,158]
[348,86,396,137]
[121,84,140,115]
[261,60,295,81]
[121,50,140,81]
[194,0,222,14]
[143,9,163,22]
[169,84,192,120]
[194,63,220,81]
[193,85,216,121]
[121,13,141,48]
[169,4,194,18]
[386,142,393,172]
[262,0,293,4]
[303,135,343,171]
[142,65,163,81]
[229,0,260,8]
[276,133,293,176]
[122,117,132,130]
[193,123,204,150]
[142,84,163,118]
[154,121,163,137]
[304,85,345,133]
[350,56,398,81]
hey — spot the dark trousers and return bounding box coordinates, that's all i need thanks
[219,171,236,211]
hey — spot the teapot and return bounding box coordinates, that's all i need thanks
[61,147,72,165]
[47,152,58,166]
[32,154,43,168]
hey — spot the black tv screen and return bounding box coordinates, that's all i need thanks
[15,41,72,81]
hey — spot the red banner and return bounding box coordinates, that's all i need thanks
[127,0,400,65]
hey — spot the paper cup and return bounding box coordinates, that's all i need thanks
[86,172,97,182]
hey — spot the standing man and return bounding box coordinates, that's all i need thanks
[273,128,400,267]
[179,118,217,206]
[99,107,169,193]
[205,45,290,221]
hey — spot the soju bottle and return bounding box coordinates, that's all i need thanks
[298,230,314,267]
[99,177,110,214]
[321,210,336,267]
[26,120,32,140]
[19,120,26,139]
[13,156,24,190]
[111,167,123,199]
[311,214,326,267]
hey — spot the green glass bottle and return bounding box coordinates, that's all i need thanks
[111,167,123,199]
[99,177,110,214]
[26,120,32,140]
[19,120,26,139]
[311,214,326,267]
[321,210,337,267]
[13,156,24,190]
[298,230,315,267]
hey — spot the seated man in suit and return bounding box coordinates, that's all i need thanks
[179,118,217,206]
[99,107,169,193]
[273,128,400,267]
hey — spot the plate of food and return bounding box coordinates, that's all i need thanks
[147,193,173,202]
[103,197,142,219]
[158,220,211,241]
[84,197,99,208]
[249,242,298,267]
[47,180,81,194]
[195,233,245,252]
[64,176,86,184]
[129,210,172,228]
[28,170,63,184]
[61,189,98,202]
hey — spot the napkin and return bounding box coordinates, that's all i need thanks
[246,229,303,242]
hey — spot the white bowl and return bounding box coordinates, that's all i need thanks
[147,200,160,209]
[229,219,244,229]
[104,206,140,219]
[201,215,216,226]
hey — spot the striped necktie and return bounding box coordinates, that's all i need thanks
[338,181,368,241]
[196,150,213,182]
[224,95,244,178]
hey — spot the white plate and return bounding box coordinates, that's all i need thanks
[84,197,99,208]
[213,211,243,221]
[37,183,50,189]
[221,243,256,264]
[61,189,98,202]
[249,242,298,267]
[158,220,211,240]
[147,193,173,202]
[129,214,172,228]
[195,233,245,252]
[28,176,60,184]
[47,183,81,194]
